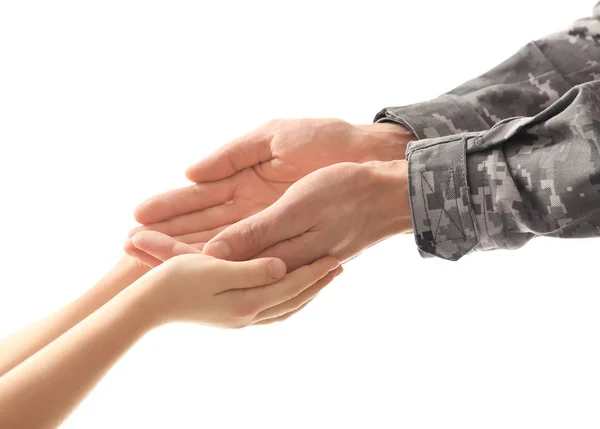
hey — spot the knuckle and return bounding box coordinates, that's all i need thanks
[239,222,264,252]
[225,147,245,172]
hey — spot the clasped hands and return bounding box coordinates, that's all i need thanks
[125,118,414,327]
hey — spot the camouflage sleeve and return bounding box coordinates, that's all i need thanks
[374,3,600,139]
[405,81,600,261]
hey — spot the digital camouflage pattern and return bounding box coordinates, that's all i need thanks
[375,3,600,260]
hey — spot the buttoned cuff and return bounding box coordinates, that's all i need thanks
[405,133,483,261]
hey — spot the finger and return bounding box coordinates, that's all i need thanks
[174,224,231,245]
[131,201,251,238]
[190,242,206,251]
[185,129,272,183]
[133,179,236,225]
[253,264,343,326]
[254,230,324,272]
[124,238,163,268]
[125,236,205,267]
[252,299,313,326]
[227,256,339,314]
[131,231,202,262]
[253,265,343,321]
[218,257,287,290]
[203,202,308,262]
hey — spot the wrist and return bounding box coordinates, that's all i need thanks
[133,258,201,327]
[355,122,415,162]
[97,255,150,293]
[371,160,413,236]
[131,265,174,328]
[109,274,164,336]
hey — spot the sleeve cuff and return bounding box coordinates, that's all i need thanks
[405,133,483,261]
[374,94,490,140]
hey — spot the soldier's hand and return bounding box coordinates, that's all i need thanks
[127,119,413,255]
[201,161,412,271]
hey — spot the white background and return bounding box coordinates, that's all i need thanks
[0,1,598,428]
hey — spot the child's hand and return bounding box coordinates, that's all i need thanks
[131,231,342,328]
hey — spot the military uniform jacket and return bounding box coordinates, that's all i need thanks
[376,3,600,260]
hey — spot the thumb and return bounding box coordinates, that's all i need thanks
[185,130,272,183]
[203,205,305,262]
[132,231,203,262]
[220,258,287,290]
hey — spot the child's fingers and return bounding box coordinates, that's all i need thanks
[253,264,343,325]
[216,257,288,291]
[253,265,342,322]
[131,230,201,262]
[226,256,339,315]
[252,299,313,326]
[124,238,163,268]
[189,242,206,251]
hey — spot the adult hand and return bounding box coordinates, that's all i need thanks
[129,119,413,244]
[201,160,412,271]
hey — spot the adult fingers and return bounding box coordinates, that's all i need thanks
[185,129,272,183]
[254,230,326,272]
[174,224,231,245]
[203,202,308,262]
[133,178,236,225]
[130,201,251,238]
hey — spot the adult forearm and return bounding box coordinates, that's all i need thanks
[406,81,600,260]
[0,273,155,429]
[0,255,147,377]
[375,4,600,139]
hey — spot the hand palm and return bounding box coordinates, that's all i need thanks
[240,162,400,269]
[250,119,360,182]
[131,119,363,243]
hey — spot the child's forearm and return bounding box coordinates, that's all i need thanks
[0,255,147,378]
[0,273,157,429]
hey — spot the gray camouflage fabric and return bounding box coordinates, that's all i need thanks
[375,2,600,261]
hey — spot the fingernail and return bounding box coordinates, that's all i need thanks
[268,259,287,279]
[205,241,231,259]
[328,261,341,272]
